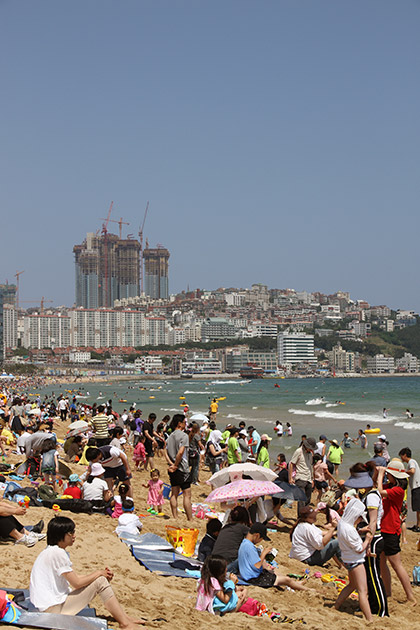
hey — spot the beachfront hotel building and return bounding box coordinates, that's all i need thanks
[143,246,170,300]
[74,232,141,308]
[277,331,316,366]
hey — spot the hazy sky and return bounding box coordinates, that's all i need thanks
[1,1,419,310]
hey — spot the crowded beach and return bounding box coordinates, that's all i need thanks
[0,378,419,629]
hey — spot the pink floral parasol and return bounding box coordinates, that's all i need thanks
[206,479,283,504]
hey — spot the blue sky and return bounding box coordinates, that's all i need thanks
[1,1,419,310]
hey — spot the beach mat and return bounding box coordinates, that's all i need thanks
[15,612,108,630]
[117,532,202,578]
[2,588,107,629]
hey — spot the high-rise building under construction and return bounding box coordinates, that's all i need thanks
[143,247,170,300]
[74,233,140,308]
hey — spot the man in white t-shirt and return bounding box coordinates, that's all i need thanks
[289,506,341,567]
[400,447,420,532]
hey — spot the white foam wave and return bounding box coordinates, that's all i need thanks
[226,413,248,421]
[306,398,326,406]
[288,408,394,424]
[183,391,209,395]
[288,409,317,416]
[160,408,180,412]
[394,421,420,431]
[326,403,338,407]
[252,406,258,410]
[210,380,251,385]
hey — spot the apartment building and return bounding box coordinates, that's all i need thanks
[277,332,316,366]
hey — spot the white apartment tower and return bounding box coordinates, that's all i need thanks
[277,332,316,366]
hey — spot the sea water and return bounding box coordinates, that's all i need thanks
[39,375,420,467]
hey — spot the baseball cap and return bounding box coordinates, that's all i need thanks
[249,523,270,541]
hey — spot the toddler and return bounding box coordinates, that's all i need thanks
[143,469,164,514]
[64,474,82,499]
[115,499,143,536]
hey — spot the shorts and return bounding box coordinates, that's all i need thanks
[168,468,191,490]
[343,560,364,571]
[314,480,328,490]
[145,446,154,458]
[103,465,130,482]
[248,569,277,588]
[412,487,420,512]
[381,532,401,556]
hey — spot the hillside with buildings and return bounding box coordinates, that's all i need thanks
[2,278,420,377]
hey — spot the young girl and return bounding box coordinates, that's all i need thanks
[335,498,373,622]
[41,439,59,490]
[143,469,164,514]
[286,422,292,437]
[196,556,247,614]
[111,483,130,519]
[132,435,146,471]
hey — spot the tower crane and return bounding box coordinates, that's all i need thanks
[138,201,149,295]
[100,216,129,239]
[20,297,53,314]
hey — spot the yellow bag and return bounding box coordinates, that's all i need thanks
[165,526,199,557]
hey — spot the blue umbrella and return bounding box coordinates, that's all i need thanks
[272,480,307,502]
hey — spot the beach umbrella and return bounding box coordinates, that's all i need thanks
[272,480,307,502]
[66,420,89,438]
[208,463,277,488]
[189,413,209,423]
[206,479,282,504]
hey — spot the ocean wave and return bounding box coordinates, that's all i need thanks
[288,408,394,423]
[394,421,420,431]
[226,413,248,421]
[183,391,209,395]
[252,406,258,410]
[305,398,326,406]
[210,380,251,385]
[160,408,181,412]
[326,403,338,407]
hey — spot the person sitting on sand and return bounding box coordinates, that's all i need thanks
[30,516,143,630]
[196,555,248,614]
[0,500,45,547]
[238,523,313,591]
[212,506,250,573]
[289,506,342,568]
[198,518,222,562]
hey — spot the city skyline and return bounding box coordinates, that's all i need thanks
[1,2,419,310]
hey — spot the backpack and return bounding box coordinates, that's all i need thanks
[413,564,420,585]
[38,484,58,501]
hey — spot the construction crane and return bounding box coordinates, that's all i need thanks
[100,216,129,239]
[20,297,53,314]
[100,201,114,307]
[138,201,149,295]
[15,270,24,310]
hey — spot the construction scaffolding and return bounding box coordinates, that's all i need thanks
[74,233,140,308]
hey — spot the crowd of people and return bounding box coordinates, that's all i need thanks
[1,381,420,625]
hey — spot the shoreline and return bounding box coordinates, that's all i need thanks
[37,370,420,388]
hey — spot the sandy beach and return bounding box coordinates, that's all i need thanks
[1,419,419,630]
